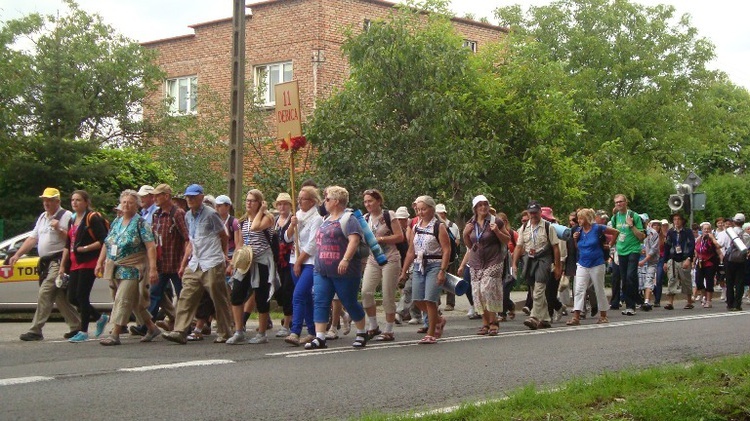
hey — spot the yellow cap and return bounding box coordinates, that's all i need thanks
[39,187,60,198]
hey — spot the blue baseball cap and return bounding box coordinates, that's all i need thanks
[183,184,204,196]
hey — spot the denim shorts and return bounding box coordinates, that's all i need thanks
[411,262,441,303]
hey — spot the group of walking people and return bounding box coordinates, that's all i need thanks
[13,184,750,347]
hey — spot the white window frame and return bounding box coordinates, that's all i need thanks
[165,76,198,115]
[254,61,293,107]
[463,39,478,53]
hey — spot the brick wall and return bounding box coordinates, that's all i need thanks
[142,0,506,189]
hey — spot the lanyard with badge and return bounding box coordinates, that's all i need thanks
[528,223,540,257]
[472,219,488,252]
[617,212,628,243]
[674,230,683,254]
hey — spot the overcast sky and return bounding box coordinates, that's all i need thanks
[1,0,747,89]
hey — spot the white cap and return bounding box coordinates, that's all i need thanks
[394,206,409,219]
[472,195,489,209]
[215,195,232,206]
[435,203,447,213]
[733,213,745,223]
[137,185,155,196]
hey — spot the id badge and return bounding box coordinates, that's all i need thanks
[157,234,163,247]
[110,245,118,256]
[675,245,682,254]
[618,233,626,242]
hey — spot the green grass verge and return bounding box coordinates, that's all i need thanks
[359,354,750,420]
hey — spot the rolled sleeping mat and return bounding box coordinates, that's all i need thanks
[551,223,571,241]
[442,272,469,296]
[352,209,388,266]
[727,227,748,252]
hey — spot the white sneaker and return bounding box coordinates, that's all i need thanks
[226,331,247,345]
[247,333,268,344]
[275,327,290,338]
[342,312,352,335]
[407,318,421,325]
[467,307,476,318]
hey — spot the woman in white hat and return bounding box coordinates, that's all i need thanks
[461,195,510,336]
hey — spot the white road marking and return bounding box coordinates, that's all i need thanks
[266,311,749,358]
[118,359,234,372]
[0,376,55,386]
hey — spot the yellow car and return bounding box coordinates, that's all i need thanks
[0,231,38,282]
[0,231,113,310]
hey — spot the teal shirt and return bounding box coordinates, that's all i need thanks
[104,214,154,280]
[613,210,644,255]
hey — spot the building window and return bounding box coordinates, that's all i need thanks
[254,62,293,106]
[165,76,197,115]
[463,40,478,53]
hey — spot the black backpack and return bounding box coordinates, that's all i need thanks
[416,219,459,264]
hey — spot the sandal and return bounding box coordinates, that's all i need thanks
[508,310,516,320]
[498,314,507,322]
[684,303,695,310]
[566,318,580,326]
[304,337,328,350]
[375,332,395,342]
[434,317,447,339]
[417,326,428,334]
[352,334,368,348]
[597,317,609,324]
[187,330,204,341]
[366,328,382,340]
[418,335,437,344]
[477,325,490,335]
[99,336,121,346]
[488,323,499,336]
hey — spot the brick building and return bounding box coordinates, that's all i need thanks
[142,0,506,181]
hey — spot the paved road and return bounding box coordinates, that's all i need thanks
[1,295,748,421]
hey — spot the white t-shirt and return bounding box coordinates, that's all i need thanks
[31,208,72,257]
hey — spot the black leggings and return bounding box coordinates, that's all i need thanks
[274,266,294,316]
[231,264,271,313]
[695,265,717,292]
[67,268,100,332]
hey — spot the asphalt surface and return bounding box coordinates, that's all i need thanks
[1,293,748,420]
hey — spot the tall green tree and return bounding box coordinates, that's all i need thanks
[0,1,167,237]
[495,0,720,180]
[306,0,583,218]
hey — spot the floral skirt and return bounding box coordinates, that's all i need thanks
[470,262,504,314]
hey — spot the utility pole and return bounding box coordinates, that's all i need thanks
[228,0,247,208]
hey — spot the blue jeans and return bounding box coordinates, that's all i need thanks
[148,272,182,320]
[412,262,442,303]
[618,253,641,310]
[291,264,315,336]
[313,272,365,324]
[654,256,665,304]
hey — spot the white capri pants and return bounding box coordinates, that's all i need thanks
[573,263,609,313]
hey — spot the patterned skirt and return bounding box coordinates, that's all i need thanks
[470,262,504,314]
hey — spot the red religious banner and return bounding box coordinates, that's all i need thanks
[274,80,305,151]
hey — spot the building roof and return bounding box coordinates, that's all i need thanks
[142,0,505,45]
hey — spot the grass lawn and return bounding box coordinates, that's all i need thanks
[360,354,750,420]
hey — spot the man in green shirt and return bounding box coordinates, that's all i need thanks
[612,194,646,315]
